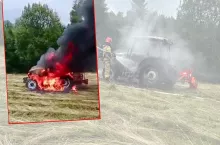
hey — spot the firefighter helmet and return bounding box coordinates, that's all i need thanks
[105,37,112,43]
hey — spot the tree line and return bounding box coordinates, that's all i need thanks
[4,1,83,73]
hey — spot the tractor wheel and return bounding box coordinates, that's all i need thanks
[139,66,161,88]
[26,79,39,91]
[62,77,74,92]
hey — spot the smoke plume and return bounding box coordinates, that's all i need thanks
[116,13,194,71]
[35,0,96,74]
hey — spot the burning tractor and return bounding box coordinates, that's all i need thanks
[99,36,198,89]
[22,43,89,92]
[23,66,88,92]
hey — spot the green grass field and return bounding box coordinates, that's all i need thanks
[7,73,100,123]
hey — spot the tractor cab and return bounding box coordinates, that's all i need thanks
[127,36,173,61]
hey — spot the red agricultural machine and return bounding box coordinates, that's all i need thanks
[23,66,88,92]
[178,69,198,89]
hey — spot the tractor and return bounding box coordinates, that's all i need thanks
[99,36,198,89]
[23,66,88,92]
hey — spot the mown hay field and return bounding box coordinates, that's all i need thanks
[6,73,100,123]
[1,47,220,144]
[97,81,220,145]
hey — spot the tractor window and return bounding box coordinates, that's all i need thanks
[150,41,164,58]
[131,39,170,59]
[132,40,157,56]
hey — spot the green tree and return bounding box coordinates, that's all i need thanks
[94,0,109,44]
[69,0,83,24]
[124,0,147,27]
[150,14,176,35]
[176,0,220,73]
[13,3,64,72]
[106,11,125,50]
[131,0,148,20]
[4,20,21,72]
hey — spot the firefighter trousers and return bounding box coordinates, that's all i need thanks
[103,59,111,80]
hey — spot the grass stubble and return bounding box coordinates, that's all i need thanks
[7,73,100,123]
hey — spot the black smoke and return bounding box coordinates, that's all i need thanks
[35,0,97,73]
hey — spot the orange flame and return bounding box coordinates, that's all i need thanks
[27,42,82,92]
[28,71,78,92]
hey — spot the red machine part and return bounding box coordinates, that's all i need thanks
[69,72,88,85]
[179,69,198,89]
[27,71,88,91]
[189,76,198,89]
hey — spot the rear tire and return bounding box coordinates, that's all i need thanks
[139,66,161,88]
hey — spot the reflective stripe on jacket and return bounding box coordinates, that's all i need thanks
[103,45,112,59]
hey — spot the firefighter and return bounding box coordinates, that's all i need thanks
[102,37,113,81]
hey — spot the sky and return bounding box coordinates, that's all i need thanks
[3,0,180,25]
[105,0,180,18]
[3,0,73,25]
